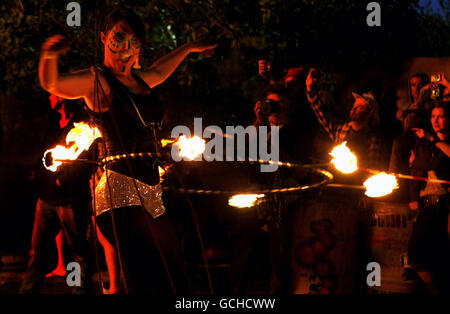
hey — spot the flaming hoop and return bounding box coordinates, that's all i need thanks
[43,122,101,172]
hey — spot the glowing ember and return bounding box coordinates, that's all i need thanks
[228,194,264,208]
[330,142,358,174]
[43,122,101,172]
[175,135,206,160]
[363,172,399,198]
[161,139,176,147]
[158,166,166,180]
[158,165,172,182]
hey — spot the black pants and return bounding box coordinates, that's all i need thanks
[19,198,91,294]
[96,206,187,294]
[408,197,450,293]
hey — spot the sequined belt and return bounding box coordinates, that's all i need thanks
[94,169,166,218]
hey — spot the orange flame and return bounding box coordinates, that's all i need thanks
[161,139,176,147]
[228,194,264,208]
[175,135,206,160]
[158,164,172,182]
[363,172,399,197]
[43,122,101,172]
[330,142,358,174]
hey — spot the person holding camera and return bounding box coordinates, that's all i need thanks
[415,72,450,108]
[389,73,430,202]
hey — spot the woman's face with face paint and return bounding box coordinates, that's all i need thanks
[101,20,141,73]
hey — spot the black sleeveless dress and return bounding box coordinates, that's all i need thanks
[93,65,164,186]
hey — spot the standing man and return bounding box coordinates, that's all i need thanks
[305,68,389,172]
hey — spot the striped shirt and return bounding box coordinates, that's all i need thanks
[307,89,388,170]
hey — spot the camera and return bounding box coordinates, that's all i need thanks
[430,73,441,83]
[430,73,442,99]
[259,99,281,116]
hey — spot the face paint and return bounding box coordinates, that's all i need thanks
[104,22,142,71]
[107,31,124,54]
[107,29,141,54]
[131,37,141,50]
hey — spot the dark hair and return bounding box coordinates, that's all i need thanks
[258,84,286,102]
[409,72,429,103]
[103,8,146,49]
[432,100,450,117]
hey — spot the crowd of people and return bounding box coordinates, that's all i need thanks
[11,7,449,294]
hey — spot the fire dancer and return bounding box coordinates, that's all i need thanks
[407,101,450,294]
[38,8,216,293]
[19,97,94,294]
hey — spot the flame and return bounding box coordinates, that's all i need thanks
[228,194,264,208]
[363,172,399,198]
[330,142,358,174]
[158,164,172,182]
[161,139,176,147]
[43,122,101,172]
[175,135,206,160]
[159,166,166,178]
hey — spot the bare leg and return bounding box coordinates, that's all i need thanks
[46,230,67,278]
[93,217,120,294]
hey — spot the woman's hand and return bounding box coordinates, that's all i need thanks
[411,128,434,142]
[41,35,70,58]
[188,40,217,54]
[306,68,318,92]
[409,201,419,211]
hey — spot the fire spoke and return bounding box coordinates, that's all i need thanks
[363,172,398,198]
[329,142,358,174]
[228,194,265,208]
[175,135,206,161]
[43,122,101,172]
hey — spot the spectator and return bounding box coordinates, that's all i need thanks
[416,72,450,109]
[389,73,430,202]
[305,68,389,172]
[407,100,450,294]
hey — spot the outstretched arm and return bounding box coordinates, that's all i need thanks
[39,35,94,101]
[412,128,450,158]
[305,68,341,142]
[140,41,217,88]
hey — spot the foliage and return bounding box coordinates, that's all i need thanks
[0,1,448,92]
[0,0,448,120]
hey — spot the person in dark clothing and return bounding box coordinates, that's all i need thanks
[305,68,389,185]
[407,101,450,294]
[19,97,94,294]
[38,8,216,293]
[389,85,430,202]
[239,87,305,293]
